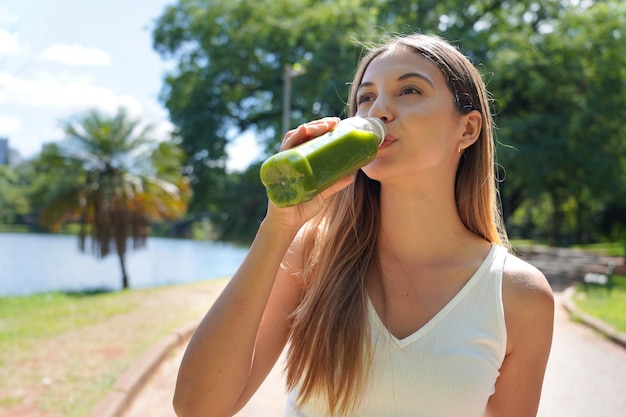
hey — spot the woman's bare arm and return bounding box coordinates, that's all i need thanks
[172,219,302,417]
[486,254,555,417]
[173,117,349,417]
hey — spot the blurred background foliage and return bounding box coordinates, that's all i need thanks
[1,0,625,249]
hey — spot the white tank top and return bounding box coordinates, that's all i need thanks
[285,244,508,417]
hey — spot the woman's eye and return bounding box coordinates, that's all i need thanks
[400,86,421,96]
[356,93,375,105]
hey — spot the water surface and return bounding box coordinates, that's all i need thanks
[0,233,248,296]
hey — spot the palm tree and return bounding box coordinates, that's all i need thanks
[35,108,191,289]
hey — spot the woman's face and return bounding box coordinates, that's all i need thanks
[355,46,472,184]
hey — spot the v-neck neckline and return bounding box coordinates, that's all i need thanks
[367,244,498,347]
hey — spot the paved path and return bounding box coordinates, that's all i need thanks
[120,338,288,417]
[120,291,626,417]
[537,293,626,417]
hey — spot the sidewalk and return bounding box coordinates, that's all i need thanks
[537,292,626,417]
[96,290,626,417]
[117,336,287,417]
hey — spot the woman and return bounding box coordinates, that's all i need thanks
[173,33,554,417]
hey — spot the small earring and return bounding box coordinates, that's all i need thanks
[457,143,462,153]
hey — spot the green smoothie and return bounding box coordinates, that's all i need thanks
[260,117,385,207]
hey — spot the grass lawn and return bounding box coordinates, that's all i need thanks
[0,279,228,417]
[572,241,626,258]
[572,274,626,334]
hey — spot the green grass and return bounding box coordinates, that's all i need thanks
[0,291,133,346]
[573,274,626,334]
[572,241,625,257]
[0,224,32,233]
[509,239,547,248]
[0,279,228,417]
[510,239,625,258]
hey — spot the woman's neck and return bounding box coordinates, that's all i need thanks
[376,182,483,265]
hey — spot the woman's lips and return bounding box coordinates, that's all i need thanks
[378,136,396,150]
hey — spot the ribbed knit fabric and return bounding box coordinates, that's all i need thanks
[285,244,508,417]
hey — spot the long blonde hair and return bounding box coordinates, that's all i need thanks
[286,33,508,415]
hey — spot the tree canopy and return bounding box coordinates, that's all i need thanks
[489,1,626,243]
[145,0,623,245]
[0,165,30,224]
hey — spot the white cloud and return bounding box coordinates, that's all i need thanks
[0,28,21,56]
[40,43,112,66]
[0,70,141,114]
[0,115,23,134]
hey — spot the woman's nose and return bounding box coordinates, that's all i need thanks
[368,96,393,122]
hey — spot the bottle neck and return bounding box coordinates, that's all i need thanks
[364,117,386,146]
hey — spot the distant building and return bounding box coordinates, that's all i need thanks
[0,137,8,165]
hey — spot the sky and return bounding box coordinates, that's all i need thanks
[0,0,261,171]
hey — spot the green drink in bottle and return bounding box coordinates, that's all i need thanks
[260,117,386,207]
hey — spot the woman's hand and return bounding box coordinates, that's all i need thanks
[264,117,356,231]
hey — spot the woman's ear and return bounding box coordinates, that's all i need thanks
[459,110,482,150]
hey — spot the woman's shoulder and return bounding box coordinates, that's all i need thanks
[501,251,554,308]
[501,250,554,350]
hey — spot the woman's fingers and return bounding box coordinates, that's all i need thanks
[280,117,340,151]
[267,117,348,228]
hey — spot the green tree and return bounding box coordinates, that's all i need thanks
[360,0,568,79]
[0,165,30,224]
[151,0,567,243]
[33,108,191,289]
[490,0,626,244]
[152,0,387,239]
[152,0,625,244]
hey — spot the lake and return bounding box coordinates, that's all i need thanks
[0,233,249,296]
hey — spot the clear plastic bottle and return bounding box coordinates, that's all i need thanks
[260,117,386,207]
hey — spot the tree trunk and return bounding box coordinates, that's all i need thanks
[118,252,129,289]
